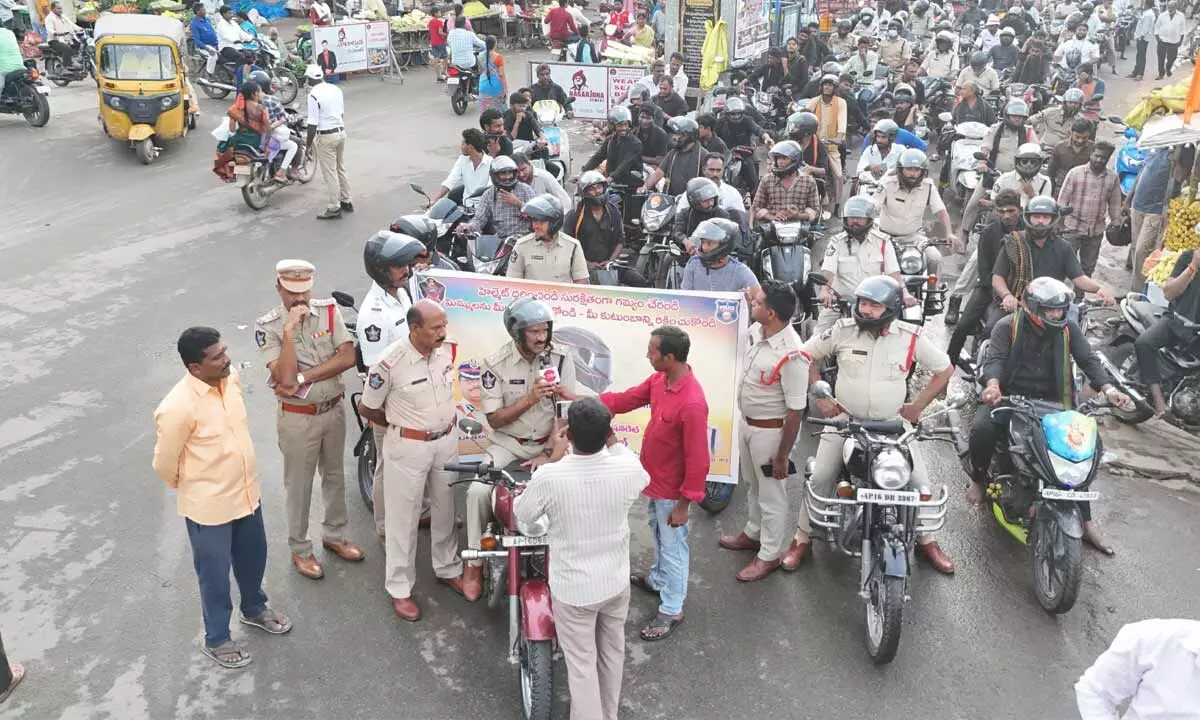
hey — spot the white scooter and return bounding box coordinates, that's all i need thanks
[940,115,987,205]
[512,99,572,183]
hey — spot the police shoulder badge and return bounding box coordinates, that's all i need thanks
[481,370,497,389]
[254,329,266,347]
[368,372,385,390]
[364,324,382,343]
[714,299,739,324]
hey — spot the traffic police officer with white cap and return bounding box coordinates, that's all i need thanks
[255,259,364,580]
[781,275,957,575]
[464,298,577,599]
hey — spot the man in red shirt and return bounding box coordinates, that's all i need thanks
[601,325,710,642]
[543,0,578,47]
[427,6,448,82]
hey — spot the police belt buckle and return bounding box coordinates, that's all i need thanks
[516,434,551,445]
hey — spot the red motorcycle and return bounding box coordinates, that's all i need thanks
[448,443,555,720]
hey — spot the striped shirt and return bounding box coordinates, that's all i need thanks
[1058,165,1122,238]
[513,445,650,606]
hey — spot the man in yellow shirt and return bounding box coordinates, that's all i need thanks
[152,326,292,669]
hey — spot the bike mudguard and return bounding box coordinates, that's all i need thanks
[521,579,556,642]
[992,502,1029,544]
[1037,500,1083,540]
[128,125,154,141]
[880,537,908,579]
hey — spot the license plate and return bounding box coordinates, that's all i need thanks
[501,535,547,547]
[856,488,922,505]
[1042,488,1100,501]
[35,85,49,95]
[446,76,459,85]
[233,165,251,176]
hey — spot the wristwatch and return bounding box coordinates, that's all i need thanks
[296,373,306,386]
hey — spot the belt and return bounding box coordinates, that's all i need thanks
[515,434,551,445]
[317,127,344,135]
[394,423,455,442]
[744,417,785,429]
[281,394,344,415]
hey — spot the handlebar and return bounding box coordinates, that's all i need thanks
[809,417,906,435]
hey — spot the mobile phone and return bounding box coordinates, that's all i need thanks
[555,400,572,418]
[761,460,797,477]
[542,367,560,385]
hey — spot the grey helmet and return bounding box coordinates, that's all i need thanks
[1022,194,1060,240]
[896,148,928,188]
[363,231,428,289]
[1063,87,1086,108]
[521,194,565,236]
[667,115,699,148]
[821,60,843,76]
[503,296,555,346]
[608,105,632,128]
[627,84,650,103]
[577,170,608,205]
[872,118,900,141]
[820,72,840,89]
[685,177,721,211]
[1004,98,1030,118]
[490,155,519,190]
[247,69,273,94]
[1023,277,1073,328]
[768,139,804,175]
[999,26,1016,38]
[841,195,877,240]
[970,50,989,70]
[1014,142,1045,179]
[691,218,741,268]
[786,110,819,138]
[935,29,955,47]
[852,275,904,332]
[725,96,746,115]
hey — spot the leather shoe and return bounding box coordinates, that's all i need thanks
[340,201,355,213]
[322,539,365,562]
[718,532,761,551]
[779,537,811,571]
[292,553,325,580]
[316,208,343,220]
[462,564,483,602]
[735,557,781,582]
[438,574,468,597]
[918,541,955,575]
[392,596,421,622]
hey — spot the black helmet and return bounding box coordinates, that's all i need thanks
[248,69,273,94]
[1023,194,1059,240]
[691,218,740,268]
[389,214,438,247]
[837,18,853,31]
[1014,142,1044,179]
[490,155,519,190]
[970,51,988,70]
[503,296,554,346]
[896,148,928,189]
[522,193,565,236]
[841,195,877,240]
[667,115,699,148]
[914,0,929,13]
[363,231,428,289]
[852,275,904,332]
[1023,277,1072,328]
[785,110,819,138]
[577,170,608,206]
[768,139,804,176]
[685,177,721,211]
[553,326,612,392]
[608,105,632,127]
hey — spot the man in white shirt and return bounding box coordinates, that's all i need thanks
[675,151,746,212]
[1055,23,1102,70]
[1154,0,1185,78]
[1129,0,1157,79]
[429,128,492,209]
[1075,618,1200,719]
[513,152,571,210]
[304,64,352,220]
[669,52,689,96]
[44,1,80,67]
[566,0,589,33]
[974,16,1002,53]
[514,398,649,720]
[856,119,904,186]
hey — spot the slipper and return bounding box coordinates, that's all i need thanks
[239,608,293,635]
[201,641,252,669]
[0,663,25,703]
[640,613,683,642]
[629,573,660,596]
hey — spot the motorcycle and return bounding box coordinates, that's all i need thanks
[330,290,378,512]
[405,182,495,270]
[40,29,94,87]
[748,84,791,133]
[804,380,956,663]
[0,58,51,127]
[939,117,988,206]
[447,53,480,115]
[892,235,947,325]
[632,192,681,288]
[449,439,556,720]
[724,144,758,205]
[1098,296,1199,426]
[1114,8,1136,58]
[194,37,299,104]
[753,220,819,330]
[528,99,572,182]
[232,108,317,210]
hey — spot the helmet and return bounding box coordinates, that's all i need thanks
[684,177,721,210]
[667,115,699,148]
[1063,87,1085,105]
[820,72,840,87]
[1003,98,1030,118]
[786,110,819,137]
[986,13,1000,25]
[935,29,955,45]
[970,50,988,69]
[860,7,875,22]
[247,69,273,94]
[893,83,916,102]
[852,275,904,332]
[388,215,438,247]
[1023,277,1073,328]
[1000,26,1016,37]
[691,218,741,268]
[837,18,853,31]
[626,84,650,103]
[725,97,746,114]
[363,231,428,289]
[896,148,928,188]
[821,60,843,76]
[1022,194,1060,240]
[522,194,565,236]
[1066,11,1083,29]
[577,170,608,205]
[872,118,900,139]
[1079,1,1094,12]
[768,139,804,175]
[503,297,554,346]
[914,0,929,12]
[1014,142,1045,178]
[552,326,612,392]
[490,155,519,190]
[608,105,632,127]
[841,195,877,240]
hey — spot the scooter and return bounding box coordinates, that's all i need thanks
[753,220,820,332]
[232,108,318,210]
[1115,125,1145,198]
[939,116,988,206]
[1098,296,1200,426]
[532,99,572,182]
[0,58,51,127]
[405,182,493,270]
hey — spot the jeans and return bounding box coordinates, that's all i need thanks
[1157,39,1179,77]
[185,505,270,648]
[645,498,688,617]
[1133,38,1149,77]
[947,285,993,362]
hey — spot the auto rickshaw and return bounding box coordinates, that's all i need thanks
[94,14,196,165]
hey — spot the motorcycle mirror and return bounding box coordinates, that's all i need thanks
[1107,115,1124,124]
[938,111,952,122]
[410,183,427,196]
[810,380,835,400]
[469,185,490,199]
[807,271,828,286]
[973,151,988,161]
[1091,93,1105,102]
[1059,205,1073,217]
[331,290,356,308]
[458,418,484,436]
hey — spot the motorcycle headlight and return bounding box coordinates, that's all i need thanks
[641,207,671,232]
[1048,452,1090,489]
[516,514,549,538]
[899,247,924,275]
[871,448,912,491]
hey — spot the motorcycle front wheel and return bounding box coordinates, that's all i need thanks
[296,148,317,183]
[356,425,376,512]
[519,637,553,720]
[242,171,270,210]
[1030,511,1082,614]
[864,561,904,664]
[699,480,734,514]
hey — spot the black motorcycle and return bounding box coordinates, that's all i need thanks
[40,29,94,87]
[1098,296,1199,426]
[194,38,298,104]
[1115,8,1137,58]
[405,183,497,271]
[752,220,819,331]
[330,290,378,512]
[232,108,317,210]
[0,59,51,127]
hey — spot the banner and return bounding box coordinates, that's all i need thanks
[312,20,391,74]
[733,0,770,61]
[414,270,748,483]
[528,61,645,120]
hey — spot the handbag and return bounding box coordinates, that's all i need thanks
[211,120,232,143]
[1106,213,1132,247]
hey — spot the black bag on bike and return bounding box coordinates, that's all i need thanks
[1106,213,1132,247]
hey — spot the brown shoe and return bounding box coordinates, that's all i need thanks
[779,537,811,571]
[718,532,761,551]
[735,557,781,582]
[392,596,421,622]
[292,553,325,580]
[322,539,365,562]
[462,564,483,602]
[439,574,467,597]
[917,541,955,575]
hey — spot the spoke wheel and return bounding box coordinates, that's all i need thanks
[518,638,553,720]
[864,561,904,664]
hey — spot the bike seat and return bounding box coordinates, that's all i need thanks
[232,145,266,161]
[1128,299,1165,328]
[4,69,27,81]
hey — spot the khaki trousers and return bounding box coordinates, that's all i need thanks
[467,438,543,551]
[553,588,630,720]
[1130,208,1166,292]
[314,130,350,211]
[382,430,461,599]
[826,148,843,210]
[372,424,430,537]
[739,421,790,562]
[277,403,348,556]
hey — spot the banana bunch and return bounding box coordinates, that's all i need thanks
[1145,249,1183,286]
[1164,193,1200,251]
[390,10,429,30]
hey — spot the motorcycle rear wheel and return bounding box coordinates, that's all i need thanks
[1030,512,1082,614]
[451,87,469,115]
[242,174,270,210]
[45,57,70,87]
[200,72,231,99]
[274,67,300,105]
[356,425,376,513]
[864,565,904,664]
[699,481,734,514]
[22,87,50,127]
[519,638,553,720]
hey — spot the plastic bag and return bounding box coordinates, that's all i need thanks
[211,121,232,143]
[1106,213,1132,247]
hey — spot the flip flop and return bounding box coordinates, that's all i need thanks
[629,573,660,596]
[201,641,252,669]
[239,608,293,635]
[640,613,683,642]
[0,663,25,703]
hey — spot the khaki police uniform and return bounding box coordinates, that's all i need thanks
[256,297,354,557]
[737,324,809,562]
[873,174,945,276]
[795,318,951,541]
[360,337,462,599]
[818,228,901,331]
[469,342,577,551]
[506,232,590,284]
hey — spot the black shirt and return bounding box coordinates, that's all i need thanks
[653,91,690,119]
[636,123,669,162]
[582,133,644,187]
[992,233,1085,287]
[981,315,1111,396]
[566,202,625,262]
[487,133,514,158]
[1170,251,1200,322]
[953,98,996,126]
[701,133,729,159]
[746,62,787,92]
[504,110,542,142]
[989,42,1020,72]
[530,81,570,109]
[716,116,764,150]
[659,143,705,195]
[673,205,734,241]
[977,219,1012,287]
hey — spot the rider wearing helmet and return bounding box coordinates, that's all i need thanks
[468,297,580,598]
[854,6,877,36]
[816,196,904,330]
[785,111,831,198]
[844,34,880,80]
[828,17,857,55]
[1030,87,1086,148]
[580,105,644,188]
[856,118,904,185]
[1000,3,1028,36]
[890,84,919,129]
[922,29,961,78]
[909,0,933,38]
[973,275,1129,552]
[641,116,705,194]
[873,148,953,277]
[751,140,822,226]
[461,154,537,240]
[564,171,637,285]
[508,194,589,284]
[958,97,1039,235]
[680,218,758,291]
[804,74,853,211]
[989,26,1020,73]
[957,50,1000,94]
[248,69,300,182]
[879,18,912,71]
[788,273,957,575]
[717,96,772,195]
[675,177,738,247]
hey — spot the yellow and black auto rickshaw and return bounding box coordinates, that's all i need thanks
[94,13,196,164]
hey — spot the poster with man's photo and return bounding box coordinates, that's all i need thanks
[312,21,391,73]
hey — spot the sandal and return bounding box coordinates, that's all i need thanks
[201,641,252,669]
[640,613,683,642]
[239,608,293,635]
[629,573,660,596]
[0,662,26,703]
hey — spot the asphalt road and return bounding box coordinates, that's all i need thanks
[1,43,1199,720]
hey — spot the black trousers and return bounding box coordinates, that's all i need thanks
[48,38,75,64]
[1157,39,1180,77]
[1133,38,1149,77]
[947,286,993,362]
[219,46,254,66]
[0,629,11,693]
[1133,316,1177,385]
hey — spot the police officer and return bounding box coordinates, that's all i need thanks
[816,196,908,332]
[718,281,807,583]
[357,299,467,621]
[506,194,591,285]
[780,276,957,574]
[359,232,428,540]
[873,148,954,278]
[467,298,578,598]
[255,259,363,580]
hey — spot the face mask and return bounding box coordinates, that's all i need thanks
[888,28,899,38]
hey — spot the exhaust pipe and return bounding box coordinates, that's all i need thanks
[195,77,236,93]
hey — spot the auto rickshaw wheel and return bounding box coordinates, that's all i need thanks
[135,138,157,165]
